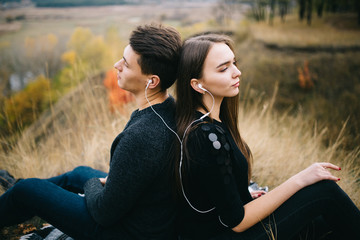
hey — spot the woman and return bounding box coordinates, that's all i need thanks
[175,34,360,240]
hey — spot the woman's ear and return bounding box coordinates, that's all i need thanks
[190,78,205,94]
[146,75,161,89]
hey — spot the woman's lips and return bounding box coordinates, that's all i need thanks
[232,81,240,87]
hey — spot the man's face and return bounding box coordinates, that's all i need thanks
[114,45,147,95]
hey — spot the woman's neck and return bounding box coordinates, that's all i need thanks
[198,94,223,122]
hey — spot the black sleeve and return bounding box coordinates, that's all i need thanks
[84,130,163,226]
[186,123,245,228]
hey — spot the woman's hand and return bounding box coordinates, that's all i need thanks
[293,162,341,188]
[99,176,108,186]
[233,162,340,233]
[250,190,267,199]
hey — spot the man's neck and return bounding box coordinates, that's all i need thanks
[136,89,169,110]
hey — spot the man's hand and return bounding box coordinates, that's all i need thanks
[99,176,108,186]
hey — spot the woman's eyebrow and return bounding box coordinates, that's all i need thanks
[216,57,236,68]
[216,61,230,69]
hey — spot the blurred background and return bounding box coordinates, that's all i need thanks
[0,0,359,238]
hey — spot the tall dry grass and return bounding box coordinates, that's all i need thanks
[0,74,135,181]
[241,83,360,207]
[0,75,359,207]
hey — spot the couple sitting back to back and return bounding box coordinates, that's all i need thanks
[0,24,359,240]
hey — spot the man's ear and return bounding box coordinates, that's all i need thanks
[190,78,205,94]
[147,75,161,89]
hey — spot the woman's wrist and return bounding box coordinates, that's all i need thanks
[287,174,305,192]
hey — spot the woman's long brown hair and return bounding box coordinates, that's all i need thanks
[174,34,252,196]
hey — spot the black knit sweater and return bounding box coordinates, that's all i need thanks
[84,97,176,240]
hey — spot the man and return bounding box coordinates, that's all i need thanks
[0,24,182,239]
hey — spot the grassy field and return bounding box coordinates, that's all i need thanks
[235,13,360,150]
[1,75,359,239]
[0,3,359,239]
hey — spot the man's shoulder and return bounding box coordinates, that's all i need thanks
[124,112,175,142]
[134,98,175,129]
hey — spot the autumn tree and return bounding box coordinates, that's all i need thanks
[66,27,111,71]
[104,25,125,63]
[2,75,51,135]
[21,34,63,79]
[0,42,12,97]
[58,27,113,92]
[103,69,133,114]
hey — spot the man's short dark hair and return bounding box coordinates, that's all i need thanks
[129,23,182,91]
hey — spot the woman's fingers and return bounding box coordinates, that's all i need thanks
[297,162,341,188]
[250,190,267,199]
[319,162,341,171]
[317,163,341,181]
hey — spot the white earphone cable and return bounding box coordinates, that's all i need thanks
[145,82,228,226]
[145,82,181,144]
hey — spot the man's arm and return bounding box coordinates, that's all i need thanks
[84,132,163,226]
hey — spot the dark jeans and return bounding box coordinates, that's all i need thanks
[0,166,107,240]
[211,180,360,240]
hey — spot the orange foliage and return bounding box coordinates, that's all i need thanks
[103,69,134,113]
[297,60,315,90]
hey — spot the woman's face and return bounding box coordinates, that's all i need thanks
[199,42,241,100]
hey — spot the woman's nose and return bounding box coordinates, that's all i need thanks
[233,66,241,78]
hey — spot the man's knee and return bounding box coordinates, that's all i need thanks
[72,166,94,174]
[11,178,42,199]
[67,166,94,179]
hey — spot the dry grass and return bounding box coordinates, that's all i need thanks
[0,74,135,180]
[240,84,360,206]
[0,5,358,240]
[0,78,359,207]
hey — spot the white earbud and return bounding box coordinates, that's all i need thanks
[197,84,212,120]
[198,83,207,92]
[146,79,153,89]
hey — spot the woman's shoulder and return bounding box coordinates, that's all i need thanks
[188,121,231,156]
[190,121,227,139]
